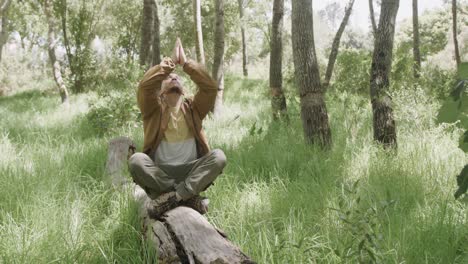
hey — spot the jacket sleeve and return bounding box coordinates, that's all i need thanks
[183,59,218,120]
[137,57,175,119]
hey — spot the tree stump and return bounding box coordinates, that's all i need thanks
[105,137,255,264]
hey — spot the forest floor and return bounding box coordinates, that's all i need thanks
[1,76,467,263]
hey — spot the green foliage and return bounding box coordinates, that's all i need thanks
[105,0,142,62]
[332,49,372,94]
[397,7,454,59]
[437,62,468,198]
[55,0,103,93]
[86,90,141,135]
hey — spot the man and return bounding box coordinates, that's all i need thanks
[128,39,226,218]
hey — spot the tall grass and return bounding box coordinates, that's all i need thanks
[0,76,467,263]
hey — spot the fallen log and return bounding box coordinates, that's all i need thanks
[105,136,255,264]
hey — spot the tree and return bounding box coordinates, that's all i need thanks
[270,0,287,121]
[369,0,378,37]
[237,0,248,77]
[152,0,161,65]
[43,0,69,104]
[212,0,224,116]
[291,0,332,147]
[324,0,356,87]
[57,0,102,93]
[0,0,12,63]
[193,0,205,65]
[412,0,421,79]
[140,0,153,66]
[370,0,399,148]
[452,0,461,67]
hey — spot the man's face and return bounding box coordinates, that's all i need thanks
[161,73,184,107]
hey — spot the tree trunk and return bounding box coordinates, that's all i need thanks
[452,0,461,67]
[193,0,205,65]
[291,0,332,147]
[324,0,355,87]
[105,137,255,264]
[44,0,69,104]
[140,0,153,67]
[412,0,421,79]
[212,0,225,116]
[0,0,12,63]
[238,0,248,77]
[270,0,288,121]
[370,0,399,148]
[152,0,161,66]
[369,0,378,38]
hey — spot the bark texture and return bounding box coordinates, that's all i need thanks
[193,0,205,65]
[44,0,69,104]
[140,0,153,67]
[291,0,332,147]
[152,0,161,66]
[369,0,399,148]
[0,0,12,63]
[238,0,248,77]
[324,0,355,87]
[452,0,461,67]
[105,137,255,264]
[212,0,225,116]
[270,0,288,121]
[369,0,378,38]
[412,0,421,79]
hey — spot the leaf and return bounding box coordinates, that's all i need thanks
[249,122,257,136]
[454,164,468,199]
[458,130,468,153]
[458,62,468,80]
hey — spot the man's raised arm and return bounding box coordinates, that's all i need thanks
[137,57,175,119]
[183,60,218,120]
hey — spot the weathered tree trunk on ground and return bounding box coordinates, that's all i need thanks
[324,0,355,87]
[270,0,288,121]
[412,0,421,79]
[452,0,461,67]
[370,0,399,148]
[44,0,69,104]
[140,0,153,67]
[105,137,254,264]
[212,0,225,116]
[193,0,205,65]
[369,0,378,38]
[291,0,332,147]
[152,0,161,66]
[238,0,248,77]
[0,0,12,63]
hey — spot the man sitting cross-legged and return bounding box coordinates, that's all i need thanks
[128,38,226,218]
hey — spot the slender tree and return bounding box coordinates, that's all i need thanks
[193,0,205,65]
[452,0,461,67]
[212,0,225,116]
[140,0,153,66]
[370,0,399,148]
[369,0,377,37]
[270,0,287,120]
[291,0,332,147]
[152,0,161,66]
[0,0,12,63]
[324,0,355,87]
[238,0,248,77]
[43,0,69,104]
[412,0,421,79]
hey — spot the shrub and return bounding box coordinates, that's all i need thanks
[86,89,141,135]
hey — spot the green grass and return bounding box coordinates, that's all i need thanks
[0,76,467,263]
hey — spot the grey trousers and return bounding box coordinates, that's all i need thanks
[128,149,226,200]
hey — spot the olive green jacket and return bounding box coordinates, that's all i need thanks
[137,57,217,158]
